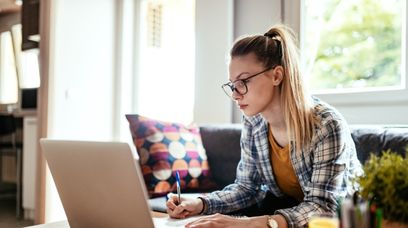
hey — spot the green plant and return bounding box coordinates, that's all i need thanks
[356,150,408,223]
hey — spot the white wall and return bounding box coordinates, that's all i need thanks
[194,0,234,124]
[331,102,408,125]
[48,0,115,140]
[45,0,117,222]
[234,0,281,36]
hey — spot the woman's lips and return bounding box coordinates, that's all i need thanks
[239,104,248,109]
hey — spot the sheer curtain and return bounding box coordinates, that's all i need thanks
[135,0,195,124]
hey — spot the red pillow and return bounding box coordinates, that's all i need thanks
[126,114,217,197]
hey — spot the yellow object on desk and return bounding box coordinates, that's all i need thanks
[308,216,339,228]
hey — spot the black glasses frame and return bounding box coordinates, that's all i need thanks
[221,66,276,97]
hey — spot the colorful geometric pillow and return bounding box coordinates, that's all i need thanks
[126,114,218,197]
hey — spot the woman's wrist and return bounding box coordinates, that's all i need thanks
[247,216,269,228]
[248,215,288,228]
[270,214,288,228]
[196,197,207,215]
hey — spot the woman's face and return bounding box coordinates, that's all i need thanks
[228,53,282,117]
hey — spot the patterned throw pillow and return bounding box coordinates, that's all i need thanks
[126,114,218,197]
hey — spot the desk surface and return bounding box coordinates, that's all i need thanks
[25,221,69,228]
[25,212,168,228]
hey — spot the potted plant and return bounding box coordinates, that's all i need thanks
[356,150,408,227]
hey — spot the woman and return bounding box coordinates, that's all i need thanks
[166,24,362,228]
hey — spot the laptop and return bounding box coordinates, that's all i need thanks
[40,139,200,228]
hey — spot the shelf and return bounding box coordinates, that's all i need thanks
[0,2,21,34]
[0,2,21,15]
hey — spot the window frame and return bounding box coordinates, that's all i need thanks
[284,0,408,106]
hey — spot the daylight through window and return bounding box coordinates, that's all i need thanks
[302,0,405,93]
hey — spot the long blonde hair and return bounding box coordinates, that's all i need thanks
[230,24,315,153]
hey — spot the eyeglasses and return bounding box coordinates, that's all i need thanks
[221,67,274,98]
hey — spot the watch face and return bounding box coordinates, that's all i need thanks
[268,218,278,228]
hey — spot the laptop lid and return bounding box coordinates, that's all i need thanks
[40,139,155,228]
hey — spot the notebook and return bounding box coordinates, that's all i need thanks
[40,139,201,228]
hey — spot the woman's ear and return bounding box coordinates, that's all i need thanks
[271,66,284,86]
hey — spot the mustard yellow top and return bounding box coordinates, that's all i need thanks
[268,127,304,202]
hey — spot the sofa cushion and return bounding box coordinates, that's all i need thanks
[126,114,218,197]
[351,126,408,164]
[199,124,242,188]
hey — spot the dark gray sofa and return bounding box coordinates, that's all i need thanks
[199,124,408,189]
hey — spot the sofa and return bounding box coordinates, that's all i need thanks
[199,124,408,189]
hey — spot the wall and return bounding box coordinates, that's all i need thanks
[234,0,281,35]
[331,102,408,125]
[44,0,117,222]
[193,0,234,124]
[48,0,115,140]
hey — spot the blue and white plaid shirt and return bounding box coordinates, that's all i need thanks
[202,99,363,227]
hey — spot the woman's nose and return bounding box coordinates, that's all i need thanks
[231,90,242,100]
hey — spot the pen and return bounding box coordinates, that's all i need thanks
[176,170,181,205]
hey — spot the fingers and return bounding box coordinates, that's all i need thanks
[166,195,189,219]
[166,196,177,210]
[166,195,204,219]
[167,206,189,219]
[173,201,187,214]
[167,194,181,205]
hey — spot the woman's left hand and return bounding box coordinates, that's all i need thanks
[185,213,251,228]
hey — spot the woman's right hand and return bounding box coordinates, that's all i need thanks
[166,194,204,219]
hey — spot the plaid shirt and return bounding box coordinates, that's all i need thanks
[202,99,363,227]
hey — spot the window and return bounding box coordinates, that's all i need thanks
[0,31,18,104]
[301,0,407,100]
[135,0,195,124]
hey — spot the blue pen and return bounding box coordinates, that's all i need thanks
[176,171,181,205]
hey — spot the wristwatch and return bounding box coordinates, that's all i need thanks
[267,215,278,228]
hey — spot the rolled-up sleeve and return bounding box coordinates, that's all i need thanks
[203,119,266,214]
